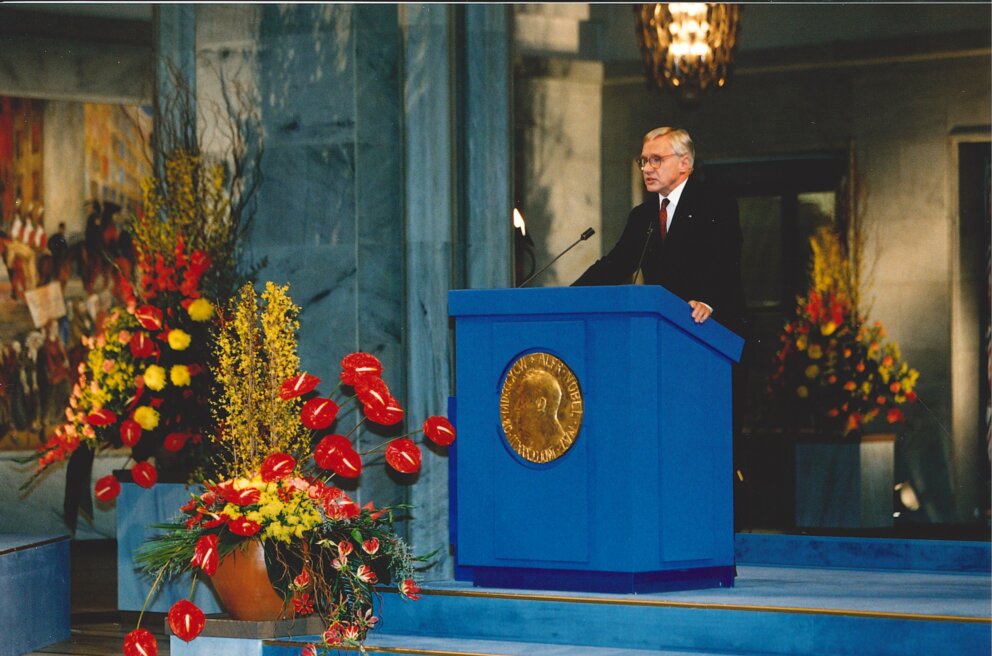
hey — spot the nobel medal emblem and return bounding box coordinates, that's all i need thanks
[499,352,583,463]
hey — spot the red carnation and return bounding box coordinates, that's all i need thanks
[168,599,206,643]
[423,416,456,446]
[261,453,296,482]
[86,408,117,427]
[94,474,121,502]
[123,628,158,656]
[135,305,164,331]
[279,373,321,400]
[120,419,142,447]
[385,438,422,474]
[340,352,383,386]
[228,517,262,536]
[301,397,339,430]
[131,461,158,488]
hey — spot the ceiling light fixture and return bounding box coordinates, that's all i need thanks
[633,3,741,104]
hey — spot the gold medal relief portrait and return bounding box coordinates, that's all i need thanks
[499,352,584,464]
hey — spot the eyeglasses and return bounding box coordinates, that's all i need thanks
[635,153,677,170]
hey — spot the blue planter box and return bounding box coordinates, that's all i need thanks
[117,481,223,613]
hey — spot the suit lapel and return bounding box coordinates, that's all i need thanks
[665,176,696,244]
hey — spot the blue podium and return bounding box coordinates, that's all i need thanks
[448,285,744,593]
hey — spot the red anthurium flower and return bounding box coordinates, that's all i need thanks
[301,397,339,430]
[362,538,380,555]
[385,438,422,474]
[168,599,206,642]
[163,432,190,452]
[355,377,391,410]
[86,408,117,427]
[219,485,261,506]
[191,534,219,576]
[120,419,142,447]
[131,461,158,488]
[423,416,456,446]
[94,474,121,502]
[293,569,311,588]
[129,331,159,359]
[135,305,164,331]
[328,446,363,479]
[228,517,262,536]
[261,453,296,482]
[201,515,229,529]
[400,578,421,600]
[279,373,321,400]
[314,434,353,469]
[123,627,158,656]
[365,396,404,426]
[340,352,383,386]
[338,540,354,557]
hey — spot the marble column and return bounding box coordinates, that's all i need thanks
[403,4,456,578]
[464,5,513,289]
[404,4,514,579]
[241,4,408,511]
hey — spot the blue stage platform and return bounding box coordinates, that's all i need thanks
[177,534,990,656]
[0,534,70,656]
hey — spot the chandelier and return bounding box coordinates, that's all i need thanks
[633,3,741,103]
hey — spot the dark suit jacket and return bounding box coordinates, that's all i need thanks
[573,176,745,334]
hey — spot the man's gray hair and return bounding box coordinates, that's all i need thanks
[643,127,694,169]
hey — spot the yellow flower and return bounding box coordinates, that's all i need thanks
[796,385,809,399]
[796,335,808,351]
[807,344,823,360]
[134,406,160,431]
[804,364,820,379]
[144,365,167,391]
[168,329,192,351]
[188,298,214,322]
[170,364,191,387]
[820,321,837,336]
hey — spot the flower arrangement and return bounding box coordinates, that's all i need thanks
[768,225,919,435]
[30,150,238,504]
[23,65,262,531]
[125,282,455,655]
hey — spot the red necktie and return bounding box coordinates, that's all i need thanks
[659,198,670,241]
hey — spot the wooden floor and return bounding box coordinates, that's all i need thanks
[27,540,171,656]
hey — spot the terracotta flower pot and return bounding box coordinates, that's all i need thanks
[210,539,292,621]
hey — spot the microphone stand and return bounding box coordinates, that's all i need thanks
[631,221,654,285]
[517,228,595,288]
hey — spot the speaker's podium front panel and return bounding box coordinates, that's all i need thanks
[449,286,744,593]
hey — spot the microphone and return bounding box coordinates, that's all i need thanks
[631,220,654,284]
[517,227,595,288]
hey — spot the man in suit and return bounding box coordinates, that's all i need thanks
[574,127,751,532]
[573,127,744,335]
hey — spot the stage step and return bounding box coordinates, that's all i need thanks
[0,534,71,656]
[264,634,745,655]
[252,563,992,656]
